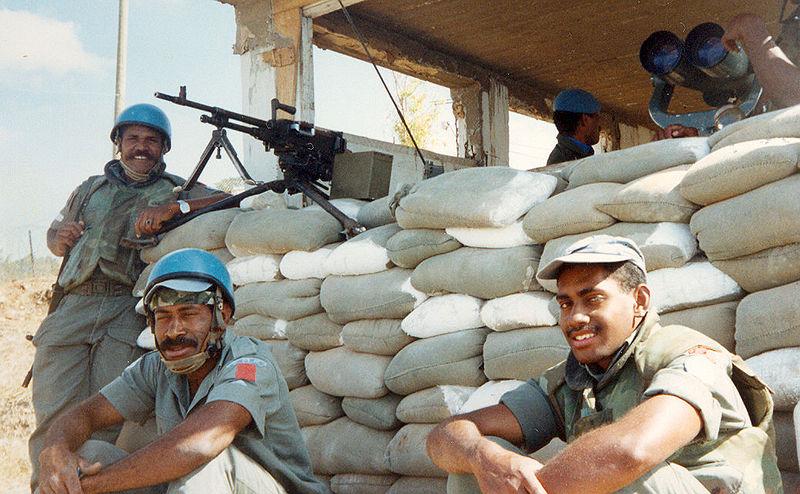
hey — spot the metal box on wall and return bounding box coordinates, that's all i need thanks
[329,151,393,200]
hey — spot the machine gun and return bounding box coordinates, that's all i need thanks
[122,86,365,249]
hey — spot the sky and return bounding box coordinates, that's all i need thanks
[0,0,556,261]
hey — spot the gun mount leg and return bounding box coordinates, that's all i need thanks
[292,180,366,238]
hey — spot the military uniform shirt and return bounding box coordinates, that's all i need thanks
[100,331,329,494]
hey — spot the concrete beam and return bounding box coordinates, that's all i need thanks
[313,13,553,121]
[300,0,369,18]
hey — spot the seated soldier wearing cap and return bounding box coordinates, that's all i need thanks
[546,88,602,166]
[427,235,781,493]
[37,248,330,494]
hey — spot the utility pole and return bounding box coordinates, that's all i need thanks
[113,0,129,157]
[28,230,35,276]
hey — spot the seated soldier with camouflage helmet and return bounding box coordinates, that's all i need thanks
[427,235,781,493]
[37,248,330,494]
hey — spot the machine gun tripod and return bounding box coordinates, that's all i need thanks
[122,86,366,249]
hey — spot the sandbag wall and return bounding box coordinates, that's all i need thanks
[134,104,800,492]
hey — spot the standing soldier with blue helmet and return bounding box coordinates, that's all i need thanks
[37,248,329,494]
[29,104,228,490]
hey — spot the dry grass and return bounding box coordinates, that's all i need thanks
[0,274,54,493]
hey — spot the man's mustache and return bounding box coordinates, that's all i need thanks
[161,335,199,350]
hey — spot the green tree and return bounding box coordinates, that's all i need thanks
[392,74,437,149]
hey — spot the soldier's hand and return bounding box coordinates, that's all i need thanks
[471,440,548,494]
[38,445,84,494]
[653,124,699,141]
[722,13,766,52]
[135,203,179,237]
[53,221,85,257]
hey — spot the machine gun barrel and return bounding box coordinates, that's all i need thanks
[155,86,269,128]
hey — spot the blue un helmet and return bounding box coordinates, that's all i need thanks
[143,248,235,316]
[110,103,172,153]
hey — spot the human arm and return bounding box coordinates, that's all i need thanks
[534,394,702,493]
[723,13,800,108]
[38,394,125,494]
[47,222,85,257]
[427,404,547,494]
[652,124,700,141]
[134,193,229,237]
[78,400,251,494]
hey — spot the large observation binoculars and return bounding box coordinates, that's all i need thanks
[639,22,762,133]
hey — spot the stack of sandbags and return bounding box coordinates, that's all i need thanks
[377,167,567,490]
[225,205,362,397]
[526,137,745,353]
[679,110,800,487]
[310,222,428,491]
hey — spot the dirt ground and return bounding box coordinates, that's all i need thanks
[0,276,53,493]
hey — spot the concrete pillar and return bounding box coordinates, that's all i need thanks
[228,0,313,183]
[450,78,509,166]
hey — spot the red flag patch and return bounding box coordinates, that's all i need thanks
[235,363,257,382]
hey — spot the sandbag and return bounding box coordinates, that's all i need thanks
[445,220,535,249]
[306,347,392,398]
[537,222,698,292]
[132,263,154,297]
[225,208,342,256]
[386,477,446,494]
[711,243,800,293]
[736,281,800,359]
[522,183,621,243]
[141,209,240,263]
[746,348,800,411]
[395,167,558,229]
[649,261,743,314]
[238,189,286,210]
[342,394,403,431]
[208,247,235,264]
[342,319,416,356]
[303,417,394,475]
[226,254,283,285]
[358,196,395,228]
[290,385,343,426]
[231,314,288,340]
[483,326,569,381]
[136,328,155,350]
[261,339,308,390]
[708,104,800,150]
[330,474,398,494]
[385,328,490,395]
[321,268,428,324]
[280,243,340,280]
[459,380,525,414]
[774,411,798,472]
[401,295,484,338]
[305,198,365,220]
[386,229,461,269]
[412,246,543,299]
[690,175,800,260]
[480,292,558,332]
[234,279,322,320]
[286,313,343,351]
[597,165,698,223]
[386,424,446,477]
[395,386,477,424]
[680,138,800,206]
[325,224,401,276]
[658,302,737,352]
[564,137,709,188]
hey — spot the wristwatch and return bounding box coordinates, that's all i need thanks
[177,200,191,214]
